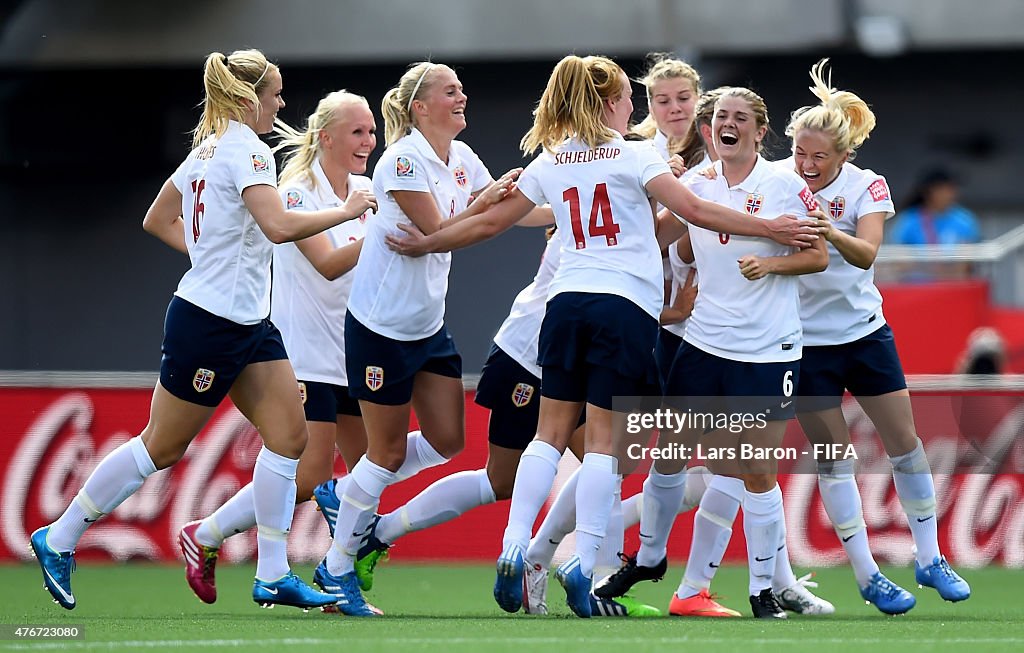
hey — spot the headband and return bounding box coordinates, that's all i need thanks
[407,64,434,112]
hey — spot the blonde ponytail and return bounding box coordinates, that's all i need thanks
[192,49,276,148]
[786,58,876,158]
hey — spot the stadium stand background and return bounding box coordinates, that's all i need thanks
[2,0,1023,372]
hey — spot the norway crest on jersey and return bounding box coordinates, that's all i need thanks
[745,193,764,215]
[511,382,535,408]
[829,196,846,221]
[192,368,215,393]
[453,166,469,188]
[297,382,307,405]
[365,366,384,392]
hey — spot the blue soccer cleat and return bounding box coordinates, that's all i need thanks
[29,526,76,610]
[252,571,339,610]
[555,555,592,618]
[915,555,970,602]
[493,544,525,613]
[860,572,916,615]
[312,559,380,617]
[312,479,341,537]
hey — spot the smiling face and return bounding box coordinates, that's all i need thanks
[792,128,847,193]
[413,66,467,139]
[712,93,766,166]
[321,101,377,175]
[251,67,284,135]
[649,76,697,140]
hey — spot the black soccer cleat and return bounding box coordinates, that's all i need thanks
[749,588,788,619]
[593,553,667,599]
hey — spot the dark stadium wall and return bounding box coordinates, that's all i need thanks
[1,51,1021,372]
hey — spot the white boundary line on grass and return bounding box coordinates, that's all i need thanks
[3,636,1024,650]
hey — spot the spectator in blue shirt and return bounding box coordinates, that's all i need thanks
[889,167,981,280]
[891,167,981,245]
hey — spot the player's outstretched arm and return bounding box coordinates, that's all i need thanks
[386,189,537,257]
[648,174,819,248]
[143,179,188,254]
[243,183,376,244]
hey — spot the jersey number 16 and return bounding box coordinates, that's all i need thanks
[190,179,206,243]
[563,183,620,250]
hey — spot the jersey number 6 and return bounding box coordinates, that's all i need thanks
[563,183,620,250]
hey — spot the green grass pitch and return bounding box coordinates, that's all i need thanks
[1,563,1022,652]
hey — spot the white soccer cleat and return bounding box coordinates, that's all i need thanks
[775,573,835,615]
[523,561,549,615]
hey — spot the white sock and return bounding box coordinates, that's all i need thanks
[636,467,687,568]
[622,492,642,530]
[197,483,255,547]
[252,446,299,582]
[772,504,799,592]
[326,456,397,576]
[818,459,878,586]
[503,440,561,553]
[48,437,156,552]
[376,469,496,544]
[574,455,618,578]
[333,475,351,502]
[394,430,449,481]
[889,439,940,567]
[678,475,742,599]
[594,477,624,584]
[526,465,579,568]
[680,466,713,514]
[743,484,784,596]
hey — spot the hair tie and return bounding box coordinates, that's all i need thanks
[407,64,433,113]
[221,54,229,67]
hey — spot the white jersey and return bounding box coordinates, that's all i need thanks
[778,158,896,346]
[662,153,713,338]
[348,129,492,340]
[271,160,372,386]
[170,121,277,324]
[516,135,671,319]
[683,155,817,362]
[493,237,562,378]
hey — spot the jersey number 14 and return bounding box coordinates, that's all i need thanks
[563,183,620,250]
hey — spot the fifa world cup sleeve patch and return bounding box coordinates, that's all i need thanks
[251,152,271,175]
[868,179,890,202]
[799,186,820,211]
[286,189,304,209]
[396,155,416,178]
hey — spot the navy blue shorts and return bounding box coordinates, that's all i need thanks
[538,292,659,410]
[475,344,585,450]
[655,328,683,394]
[666,341,799,421]
[159,296,288,408]
[299,380,362,422]
[345,313,463,405]
[797,324,908,412]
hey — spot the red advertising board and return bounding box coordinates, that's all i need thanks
[2,382,1022,569]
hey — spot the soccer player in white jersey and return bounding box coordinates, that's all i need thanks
[386,55,819,618]
[525,58,712,602]
[785,59,970,613]
[313,61,521,616]
[175,91,385,616]
[29,50,376,612]
[607,87,830,619]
